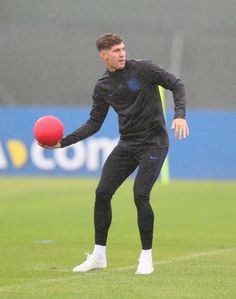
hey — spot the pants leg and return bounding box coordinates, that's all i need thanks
[94,145,138,245]
[133,147,168,249]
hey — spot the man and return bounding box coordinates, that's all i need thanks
[41,33,189,274]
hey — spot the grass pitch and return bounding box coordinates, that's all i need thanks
[0,178,236,299]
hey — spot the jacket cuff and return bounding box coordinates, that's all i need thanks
[60,138,68,148]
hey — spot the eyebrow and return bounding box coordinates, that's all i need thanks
[112,46,125,52]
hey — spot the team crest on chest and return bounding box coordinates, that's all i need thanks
[127,78,140,92]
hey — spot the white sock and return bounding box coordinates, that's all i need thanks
[140,249,152,261]
[92,244,106,260]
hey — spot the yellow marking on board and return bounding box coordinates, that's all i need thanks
[158,86,170,184]
[7,139,28,168]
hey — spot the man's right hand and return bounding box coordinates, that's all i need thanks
[37,142,61,149]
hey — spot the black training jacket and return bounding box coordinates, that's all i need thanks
[60,59,186,148]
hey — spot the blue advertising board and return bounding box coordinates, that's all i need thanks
[0,106,235,179]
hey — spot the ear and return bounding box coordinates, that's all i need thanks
[99,50,107,61]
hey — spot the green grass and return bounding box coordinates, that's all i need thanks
[0,178,236,299]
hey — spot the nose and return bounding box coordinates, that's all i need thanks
[120,49,125,57]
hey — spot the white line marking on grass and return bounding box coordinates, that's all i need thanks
[0,276,79,292]
[35,240,55,244]
[113,247,236,271]
[0,247,235,292]
[32,264,71,272]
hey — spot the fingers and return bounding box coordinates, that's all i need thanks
[37,142,50,149]
[184,123,190,138]
[179,125,183,140]
[37,142,61,149]
[37,142,45,148]
[171,119,190,140]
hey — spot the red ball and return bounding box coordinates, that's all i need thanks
[33,115,64,146]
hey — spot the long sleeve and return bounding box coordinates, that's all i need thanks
[141,60,186,119]
[60,92,109,148]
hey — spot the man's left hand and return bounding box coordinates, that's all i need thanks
[171,118,190,140]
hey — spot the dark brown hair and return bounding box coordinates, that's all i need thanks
[95,33,123,51]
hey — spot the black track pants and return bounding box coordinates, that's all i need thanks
[94,144,168,249]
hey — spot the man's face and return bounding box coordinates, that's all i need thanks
[99,42,126,71]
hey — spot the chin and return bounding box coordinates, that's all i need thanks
[117,64,125,69]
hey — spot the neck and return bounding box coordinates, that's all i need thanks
[107,66,116,72]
